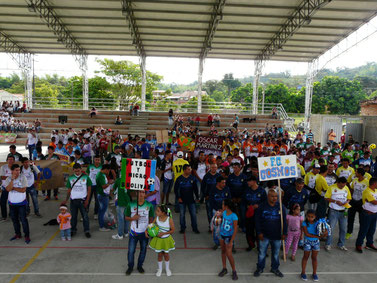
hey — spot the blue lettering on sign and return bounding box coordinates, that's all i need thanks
[36,166,52,180]
[260,166,296,181]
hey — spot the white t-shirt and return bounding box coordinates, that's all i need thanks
[27,133,38,145]
[3,175,28,204]
[21,165,40,187]
[196,162,207,180]
[1,164,12,186]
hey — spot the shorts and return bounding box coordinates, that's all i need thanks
[303,239,320,251]
[163,178,173,194]
[220,235,233,244]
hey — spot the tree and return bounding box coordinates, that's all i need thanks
[230,83,253,103]
[222,73,241,98]
[96,59,162,109]
[181,95,219,112]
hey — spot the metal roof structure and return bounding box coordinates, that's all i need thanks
[0,0,377,62]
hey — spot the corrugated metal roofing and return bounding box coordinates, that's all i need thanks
[0,0,377,62]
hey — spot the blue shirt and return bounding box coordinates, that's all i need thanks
[255,201,287,240]
[175,175,199,204]
[227,173,247,198]
[55,147,68,155]
[201,172,220,198]
[140,143,151,159]
[302,220,318,241]
[209,186,231,211]
[283,186,309,211]
[242,186,267,206]
[220,211,238,237]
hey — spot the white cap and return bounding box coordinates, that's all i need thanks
[177,151,184,158]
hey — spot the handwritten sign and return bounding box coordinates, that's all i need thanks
[257,155,298,181]
[194,136,223,157]
[120,158,156,191]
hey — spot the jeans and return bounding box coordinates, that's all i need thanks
[356,210,377,246]
[87,185,99,215]
[246,216,257,248]
[9,204,30,237]
[60,228,71,240]
[47,188,58,198]
[26,185,39,214]
[70,199,90,233]
[257,237,281,271]
[162,178,173,194]
[0,189,9,219]
[28,144,35,160]
[205,199,212,226]
[116,206,129,236]
[98,194,109,228]
[179,202,198,231]
[347,199,363,234]
[127,232,149,269]
[326,208,347,247]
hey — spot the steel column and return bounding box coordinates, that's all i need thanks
[253,60,263,115]
[197,57,204,113]
[140,55,146,112]
[304,59,318,130]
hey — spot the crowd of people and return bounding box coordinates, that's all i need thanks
[2,116,377,280]
[0,100,35,133]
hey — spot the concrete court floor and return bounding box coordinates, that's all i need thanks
[0,146,377,283]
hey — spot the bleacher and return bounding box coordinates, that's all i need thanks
[13,109,283,145]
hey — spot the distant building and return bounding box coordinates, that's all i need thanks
[167,90,207,104]
[361,98,377,116]
[0,90,24,103]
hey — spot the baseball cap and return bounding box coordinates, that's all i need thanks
[177,151,184,158]
[314,163,321,169]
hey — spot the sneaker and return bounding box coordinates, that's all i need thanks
[125,268,133,276]
[99,227,110,232]
[254,269,263,277]
[156,269,162,277]
[25,237,31,244]
[345,233,352,240]
[313,274,319,281]
[324,245,331,251]
[356,246,363,253]
[246,246,253,252]
[218,268,228,277]
[94,214,98,220]
[271,269,284,278]
[301,273,308,281]
[67,238,71,241]
[44,196,50,201]
[213,244,219,250]
[137,266,145,274]
[35,212,42,217]
[10,235,21,241]
[0,218,6,223]
[193,230,200,234]
[179,229,185,234]
[232,270,238,281]
[71,231,77,237]
[85,232,91,238]
[112,234,123,240]
[338,246,348,251]
[124,233,129,237]
[61,238,66,241]
[166,268,172,277]
[80,218,83,222]
[365,244,377,251]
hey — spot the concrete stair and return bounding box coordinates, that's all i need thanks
[12,109,283,145]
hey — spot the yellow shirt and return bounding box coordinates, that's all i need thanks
[336,166,355,179]
[172,158,189,182]
[304,172,317,190]
[362,187,377,213]
[325,184,352,211]
[347,172,372,183]
[315,174,329,196]
[350,178,369,201]
[297,164,306,178]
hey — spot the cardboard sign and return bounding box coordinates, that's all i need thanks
[156,130,163,144]
[194,136,223,157]
[0,133,17,143]
[55,154,69,165]
[257,155,298,181]
[120,158,156,191]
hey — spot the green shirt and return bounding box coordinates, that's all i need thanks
[86,164,102,185]
[96,171,109,196]
[113,178,131,207]
[66,174,92,200]
[342,150,354,162]
[125,200,154,233]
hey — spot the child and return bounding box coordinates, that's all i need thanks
[218,199,238,281]
[285,203,303,261]
[210,209,223,250]
[148,204,175,277]
[301,209,328,281]
[57,204,72,241]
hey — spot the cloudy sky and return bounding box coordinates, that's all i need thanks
[1,17,377,85]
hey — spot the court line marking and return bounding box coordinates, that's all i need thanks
[8,230,59,283]
[2,271,377,276]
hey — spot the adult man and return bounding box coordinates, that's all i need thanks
[0,155,15,221]
[86,155,102,219]
[45,146,60,201]
[96,164,113,232]
[324,177,351,251]
[7,145,23,161]
[284,178,308,214]
[304,163,320,210]
[325,163,338,187]
[172,151,189,212]
[82,138,92,165]
[315,165,329,219]
[64,163,92,238]
[112,177,131,240]
[25,128,38,159]
[140,138,151,159]
[336,158,355,180]
[20,158,41,217]
[346,168,369,239]
[175,164,200,234]
[254,189,287,278]
[192,151,208,195]
[160,150,173,205]
[105,146,123,168]
[328,129,336,146]
[4,164,30,243]
[201,163,220,228]
[125,190,154,275]
[355,177,377,253]
[244,175,267,251]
